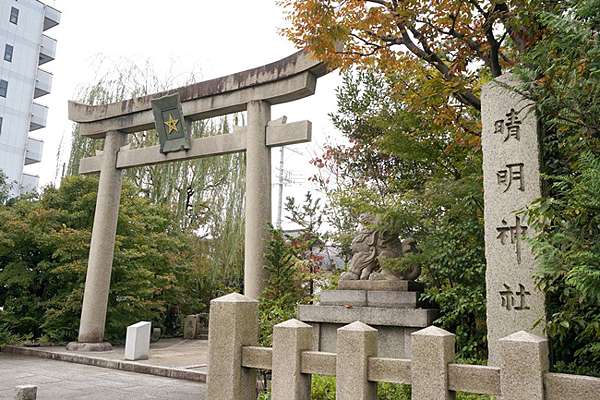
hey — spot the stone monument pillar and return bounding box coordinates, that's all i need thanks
[481,73,546,365]
[244,100,272,299]
[68,131,126,351]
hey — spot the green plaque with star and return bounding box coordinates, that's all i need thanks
[151,93,191,154]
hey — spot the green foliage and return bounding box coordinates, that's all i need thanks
[66,60,246,293]
[285,192,336,297]
[258,227,307,346]
[309,375,489,400]
[311,375,336,400]
[0,176,203,344]
[525,152,600,372]
[515,0,600,374]
[377,383,411,400]
[313,69,488,359]
[0,171,11,205]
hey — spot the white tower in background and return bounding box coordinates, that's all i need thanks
[0,0,60,196]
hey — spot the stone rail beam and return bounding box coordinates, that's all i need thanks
[78,120,311,175]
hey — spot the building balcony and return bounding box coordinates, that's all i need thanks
[34,69,53,98]
[25,137,44,165]
[39,35,57,65]
[30,102,48,131]
[20,173,40,194]
[43,5,61,31]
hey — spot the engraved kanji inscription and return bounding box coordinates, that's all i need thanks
[496,216,528,264]
[493,108,522,142]
[497,163,524,192]
[500,283,531,311]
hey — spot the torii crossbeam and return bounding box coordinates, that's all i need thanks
[67,50,331,351]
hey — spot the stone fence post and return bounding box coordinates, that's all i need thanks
[271,319,313,400]
[411,326,456,400]
[207,293,259,400]
[336,321,378,400]
[499,331,548,400]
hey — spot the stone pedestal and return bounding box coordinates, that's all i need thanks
[297,281,437,358]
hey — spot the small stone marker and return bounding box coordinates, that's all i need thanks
[124,321,151,361]
[15,385,37,400]
[481,73,546,366]
[183,315,198,339]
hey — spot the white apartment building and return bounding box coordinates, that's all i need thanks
[0,0,60,196]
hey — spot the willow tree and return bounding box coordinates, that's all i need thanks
[66,60,246,292]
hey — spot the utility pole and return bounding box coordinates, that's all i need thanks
[274,140,303,229]
[276,146,285,229]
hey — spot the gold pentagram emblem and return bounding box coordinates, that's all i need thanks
[164,113,179,135]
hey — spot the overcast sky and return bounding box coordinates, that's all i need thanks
[28,0,342,228]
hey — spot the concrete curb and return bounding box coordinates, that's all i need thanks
[0,345,206,383]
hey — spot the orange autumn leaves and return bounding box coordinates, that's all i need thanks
[278,0,532,147]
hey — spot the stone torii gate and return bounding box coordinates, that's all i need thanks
[67,51,330,350]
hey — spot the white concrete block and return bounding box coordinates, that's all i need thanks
[124,321,151,361]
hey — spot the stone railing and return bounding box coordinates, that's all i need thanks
[207,293,600,400]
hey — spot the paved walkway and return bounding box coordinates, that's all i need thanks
[0,353,207,399]
[38,338,208,372]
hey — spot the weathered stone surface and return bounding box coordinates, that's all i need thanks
[124,321,151,361]
[1,353,205,399]
[65,342,112,352]
[241,346,272,370]
[367,357,411,384]
[183,315,198,339]
[340,214,420,282]
[298,304,436,327]
[367,290,417,308]
[4,340,207,382]
[207,293,258,400]
[272,319,313,400]
[544,372,600,400]
[338,280,423,292]
[499,331,548,400]
[411,326,456,400]
[244,101,271,300]
[319,290,367,306]
[481,73,546,365]
[448,364,501,396]
[69,50,327,125]
[15,385,37,400]
[79,122,312,175]
[74,73,318,138]
[300,351,336,376]
[336,322,377,400]
[77,130,127,345]
[319,290,418,308]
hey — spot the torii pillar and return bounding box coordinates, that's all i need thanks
[67,131,125,350]
[244,100,271,299]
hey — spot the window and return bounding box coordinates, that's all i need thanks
[0,80,8,98]
[9,7,19,24]
[4,44,13,62]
